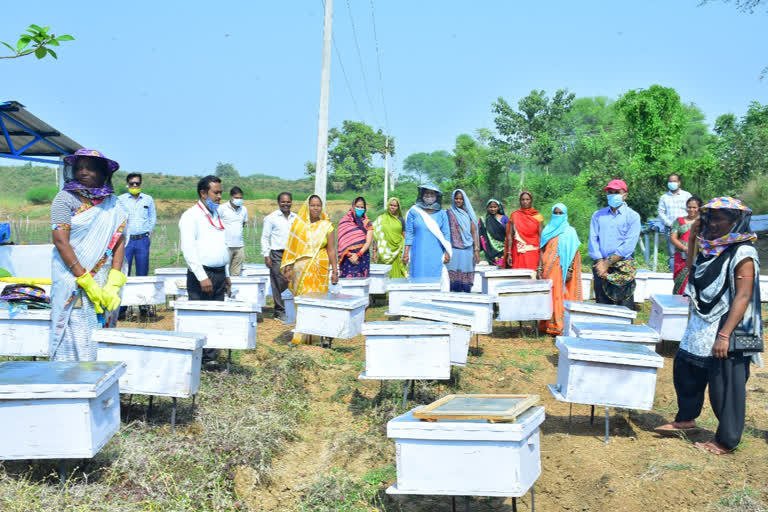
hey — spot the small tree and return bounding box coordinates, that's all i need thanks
[215,162,239,180]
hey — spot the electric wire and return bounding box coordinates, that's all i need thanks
[319,0,363,121]
[369,0,391,133]
[344,0,379,125]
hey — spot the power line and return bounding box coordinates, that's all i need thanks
[369,0,390,133]
[319,0,363,121]
[344,0,379,125]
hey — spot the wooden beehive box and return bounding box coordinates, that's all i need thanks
[386,277,441,315]
[481,268,536,296]
[369,263,392,294]
[174,300,258,350]
[549,337,663,410]
[634,270,674,303]
[760,275,767,303]
[0,361,125,460]
[0,309,50,357]
[563,301,636,337]
[282,289,296,324]
[294,292,368,339]
[386,403,545,497]
[122,276,165,307]
[336,277,371,299]
[423,292,494,334]
[472,264,492,293]
[495,279,553,322]
[241,264,272,296]
[648,294,689,342]
[229,276,267,309]
[94,328,205,398]
[360,321,452,380]
[398,301,474,366]
[154,267,188,296]
[571,322,661,350]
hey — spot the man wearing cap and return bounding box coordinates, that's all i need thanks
[588,179,642,310]
[657,173,691,271]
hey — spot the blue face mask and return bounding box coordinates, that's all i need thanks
[205,198,219,212]
[355,207,365,217]
[232,198,243,207]
[607,194,624,209]
[667,182,679,191]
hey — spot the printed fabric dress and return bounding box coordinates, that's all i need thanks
[372,200,407,278]
[281,199,334,344]
[671,216,693,295]
[337,204,373,278]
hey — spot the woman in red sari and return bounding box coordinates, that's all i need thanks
[505,191,544,271]
[670,196,702,294]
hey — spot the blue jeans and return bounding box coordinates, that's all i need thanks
[125,235,150,276]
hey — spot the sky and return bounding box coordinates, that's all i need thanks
[3,1,768,180]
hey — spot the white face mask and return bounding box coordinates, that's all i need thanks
[232,198,243,207]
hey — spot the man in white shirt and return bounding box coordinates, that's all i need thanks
[219,186,248,276]
[657,173,692,271]
[179,175,231,363]
[261,192,297,320]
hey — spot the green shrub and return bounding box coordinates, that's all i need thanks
[24,186,58,204]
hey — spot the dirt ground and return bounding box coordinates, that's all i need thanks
[125,303,768,512]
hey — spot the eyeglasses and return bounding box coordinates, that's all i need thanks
[128,182,141,186]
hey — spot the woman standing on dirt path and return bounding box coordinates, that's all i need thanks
[505,191,544,271]
[670,196,702,295]
[337,197,373,278]
[655,197,762,455]
[281,194,339,344]
[50,149,129,361]
[372,197,407,278]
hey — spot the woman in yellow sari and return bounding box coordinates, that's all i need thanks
[281,194,339,344]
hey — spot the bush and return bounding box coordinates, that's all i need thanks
[25,186,58,204]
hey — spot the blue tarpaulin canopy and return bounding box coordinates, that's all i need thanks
[0,101,81,165]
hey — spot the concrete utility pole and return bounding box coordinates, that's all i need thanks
[314,0,333,203]
[383,136,389,207]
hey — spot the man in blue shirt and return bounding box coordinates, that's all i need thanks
[588,179,641,310]
[119,172,157,278]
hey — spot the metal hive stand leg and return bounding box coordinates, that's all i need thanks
[531,485,535,511]
[227,349,232,374]
[171,397,177,431]
[568,402,573,434]
[401,380,410,408]
[605,407,610,444]
[146,395,153,421]
[590,405,595,425]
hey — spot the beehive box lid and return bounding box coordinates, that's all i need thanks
[241,264,270,276]
[173,300,260,313]
[650,294,689,314]
[564,300,637,319]
[387,405,545,441]
[338,277,371,287]
[362,320,453,336]
[423,292,494,305]
[92,328,205,350]
[399,301,475,327]
[126,276,161,284]
[294,292,368,309]
[571,322,660,343]
[370,263,392,274]
[0,309,51,320]
[413,394,539,422]
[229,276,268,284]
[0,361,126,399]
[556,336,664,368]
[636,269,673,280]
[482,269,536,279]
[387,277,442,291]
[154,267,187,275]
[496,279,553,294]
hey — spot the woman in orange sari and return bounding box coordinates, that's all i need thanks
[505,191,544,270]
[539,203,582,335]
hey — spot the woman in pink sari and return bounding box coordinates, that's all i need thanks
[670,196,702,294]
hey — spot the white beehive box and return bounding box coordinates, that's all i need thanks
[122,276,165,307]
[0,309,50,357]
[648,294,689,342]
[571,322,661,350]
[241,264,272,296]
[472,264,492,293]
[282,289,296,324]
[496,280,553,322]
[154,267,188,296]
[634,270,674,303]
[423,292,494,334]
[0,361,125,459]
[386,405,545,497]
[174,300,258,350]
[386,277,441,315]
[398,301,474,366]
[581,273,593,300]
[94,328,205,398]
[369,264,392,294]
[229,276,267,309]
[337,277,371,299]
[361,321,452,380]
[549,337,663,410]
[294,292,368,339]
[563,301,636,337]
[481,268,536,296]
[759,275,767,303]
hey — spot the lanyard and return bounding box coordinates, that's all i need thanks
[197,202,224,230]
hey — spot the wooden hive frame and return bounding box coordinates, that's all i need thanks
[413,394,539,423]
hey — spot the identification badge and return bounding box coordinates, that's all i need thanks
[72,292,83,309]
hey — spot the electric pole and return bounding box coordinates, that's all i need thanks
[314,0,333,203]
[383,136,389,207]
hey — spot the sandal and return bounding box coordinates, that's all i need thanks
[654,423,698,436]
[694,441,734,455]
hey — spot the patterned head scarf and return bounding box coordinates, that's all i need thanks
[697,197,756,257]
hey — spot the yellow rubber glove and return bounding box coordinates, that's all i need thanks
[75,272,105,314]
[101,269,127,311]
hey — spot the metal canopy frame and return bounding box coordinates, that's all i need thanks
[0,101,81,165]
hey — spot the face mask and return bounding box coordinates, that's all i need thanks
[667,182,679,191]
[607,194,624,208]
[355,207,365,217]
[232,198,243,207]
[205,198,219,212]
[128,187,141,195]
[553,213,563,216]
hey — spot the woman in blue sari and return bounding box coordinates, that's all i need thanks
[445,189,479,292]
[402,184,451,281]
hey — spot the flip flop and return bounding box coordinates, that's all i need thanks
[694,441,734,455]
[654,424,699,436]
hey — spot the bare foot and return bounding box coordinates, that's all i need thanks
[694,441,733,455]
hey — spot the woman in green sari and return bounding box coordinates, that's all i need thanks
[372,197,408,278]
